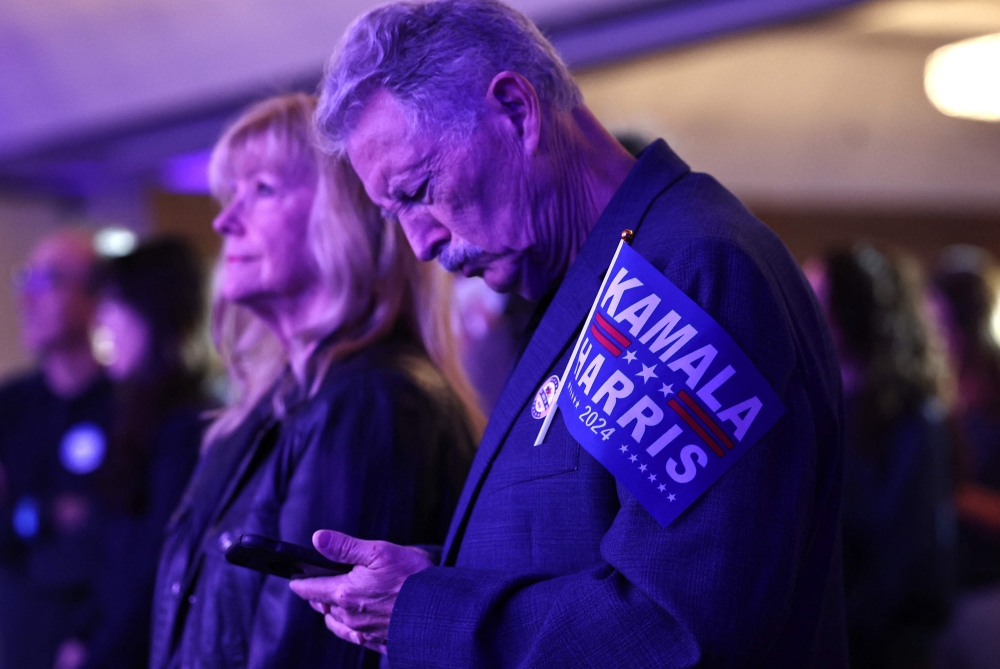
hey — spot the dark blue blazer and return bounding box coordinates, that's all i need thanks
[388,141,848,668]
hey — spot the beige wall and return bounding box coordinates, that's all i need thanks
[576,5,1000,213]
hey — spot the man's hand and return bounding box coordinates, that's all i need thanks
[289,530,433,654]
[53,638,87,669]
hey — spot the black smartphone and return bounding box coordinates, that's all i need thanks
[224,533,352,579]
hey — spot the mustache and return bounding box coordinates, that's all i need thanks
[438,242,486,272]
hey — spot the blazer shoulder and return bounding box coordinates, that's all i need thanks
[641,171,789,268]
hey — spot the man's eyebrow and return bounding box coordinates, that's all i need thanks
[385,154,431,199]
[387,179,415,203]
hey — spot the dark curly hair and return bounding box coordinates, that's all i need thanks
[933,247,1000,416]
[98,237,207,513]
[825,245,940,455]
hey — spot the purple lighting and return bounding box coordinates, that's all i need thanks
[159,150,211,194]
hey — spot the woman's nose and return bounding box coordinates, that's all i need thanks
[212,201,244,236]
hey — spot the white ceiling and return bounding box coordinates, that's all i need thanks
[0,0,855,160]
[0,0,661,158]
[576,0,1000,210]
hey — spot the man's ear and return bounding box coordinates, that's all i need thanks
[485,71,541,155]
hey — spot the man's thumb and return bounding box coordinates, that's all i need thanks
[313,530,376,566]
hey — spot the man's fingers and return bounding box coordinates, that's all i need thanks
[289,575,344,604]
[359,634,388,655]
[312,530,381,567]
[324,614,364,644]
[323,615,387,654]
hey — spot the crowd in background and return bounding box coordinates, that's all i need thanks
[0,151,999,667]
[806,243,1000,668]
[0,232,210,669]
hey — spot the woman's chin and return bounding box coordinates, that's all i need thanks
[220,283,259,305]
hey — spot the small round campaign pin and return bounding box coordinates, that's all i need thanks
[531,375,561,419]
[59,422,107,475]
[621,229,635,243]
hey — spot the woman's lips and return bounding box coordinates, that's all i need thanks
[225,254,258,263]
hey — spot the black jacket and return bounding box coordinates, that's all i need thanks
[83,402,205,669]
[150,336,475,669]
[0,372,114,669]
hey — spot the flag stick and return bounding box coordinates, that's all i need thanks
[534,232,632,446]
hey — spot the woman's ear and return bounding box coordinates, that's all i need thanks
[484,71,542,155]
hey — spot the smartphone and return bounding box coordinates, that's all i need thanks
[224,533,352,579]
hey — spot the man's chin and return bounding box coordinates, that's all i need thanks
[480,268,518,295]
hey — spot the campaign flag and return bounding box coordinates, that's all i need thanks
[554,242,785,527]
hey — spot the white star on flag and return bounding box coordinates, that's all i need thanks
[629,454,638,463]
[648,474,657,482]
[657,484,666,492]
[658,383,674,397]
[668,493,677,502]
[623,350,637,364]
[636,364,658,383]
[619,445,628,453]
[639,463,647,472]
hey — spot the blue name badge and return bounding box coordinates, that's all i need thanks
[557,243,785,527]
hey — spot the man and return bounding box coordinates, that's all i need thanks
[291,1,847,666]
[0,229,113,669]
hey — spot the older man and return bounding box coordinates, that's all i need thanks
[291,1,847,666]
[0,229,113,669]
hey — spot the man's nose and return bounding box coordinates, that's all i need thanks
[397,211,450,263]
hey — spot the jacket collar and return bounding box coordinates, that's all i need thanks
[442,140,690,562]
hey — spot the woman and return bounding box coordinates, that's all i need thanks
[55,238,209,669]
[807,245,954,669]
[150,94,479,669]
[931,246,1000,668]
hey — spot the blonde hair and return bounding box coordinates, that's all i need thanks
[204,93,483,446]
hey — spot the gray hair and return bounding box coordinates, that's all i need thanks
[317,0,583,152]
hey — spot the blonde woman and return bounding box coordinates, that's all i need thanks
[149,94,479,669]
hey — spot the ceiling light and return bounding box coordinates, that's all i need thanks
[93,226,138,257]
[925,32,1000,122]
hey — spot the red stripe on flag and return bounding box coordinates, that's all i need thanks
[668,398,725,458]
[594,312,631,348]
[590,324,622,356]
[678,391,735,450]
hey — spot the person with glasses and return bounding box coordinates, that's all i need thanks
[0,229,114,669]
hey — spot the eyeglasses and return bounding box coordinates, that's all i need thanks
[11,266,87,295]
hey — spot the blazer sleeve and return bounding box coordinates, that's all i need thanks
[388,238,844,668]
[245,367,441,669]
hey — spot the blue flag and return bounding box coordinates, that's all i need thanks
[555,242,786,527]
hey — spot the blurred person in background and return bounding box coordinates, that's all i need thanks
[0,229,113,669]
[931,245,1000,669]
[149,94,479,669]
[50,238,211,669]
[807,245,954,669]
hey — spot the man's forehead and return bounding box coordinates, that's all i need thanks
[31,234,95,270]
[347,91,433,195]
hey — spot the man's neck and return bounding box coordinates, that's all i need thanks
[524,106,636,300]
[41,344,101,399]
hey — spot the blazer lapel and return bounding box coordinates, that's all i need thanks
[442,140,691,562]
